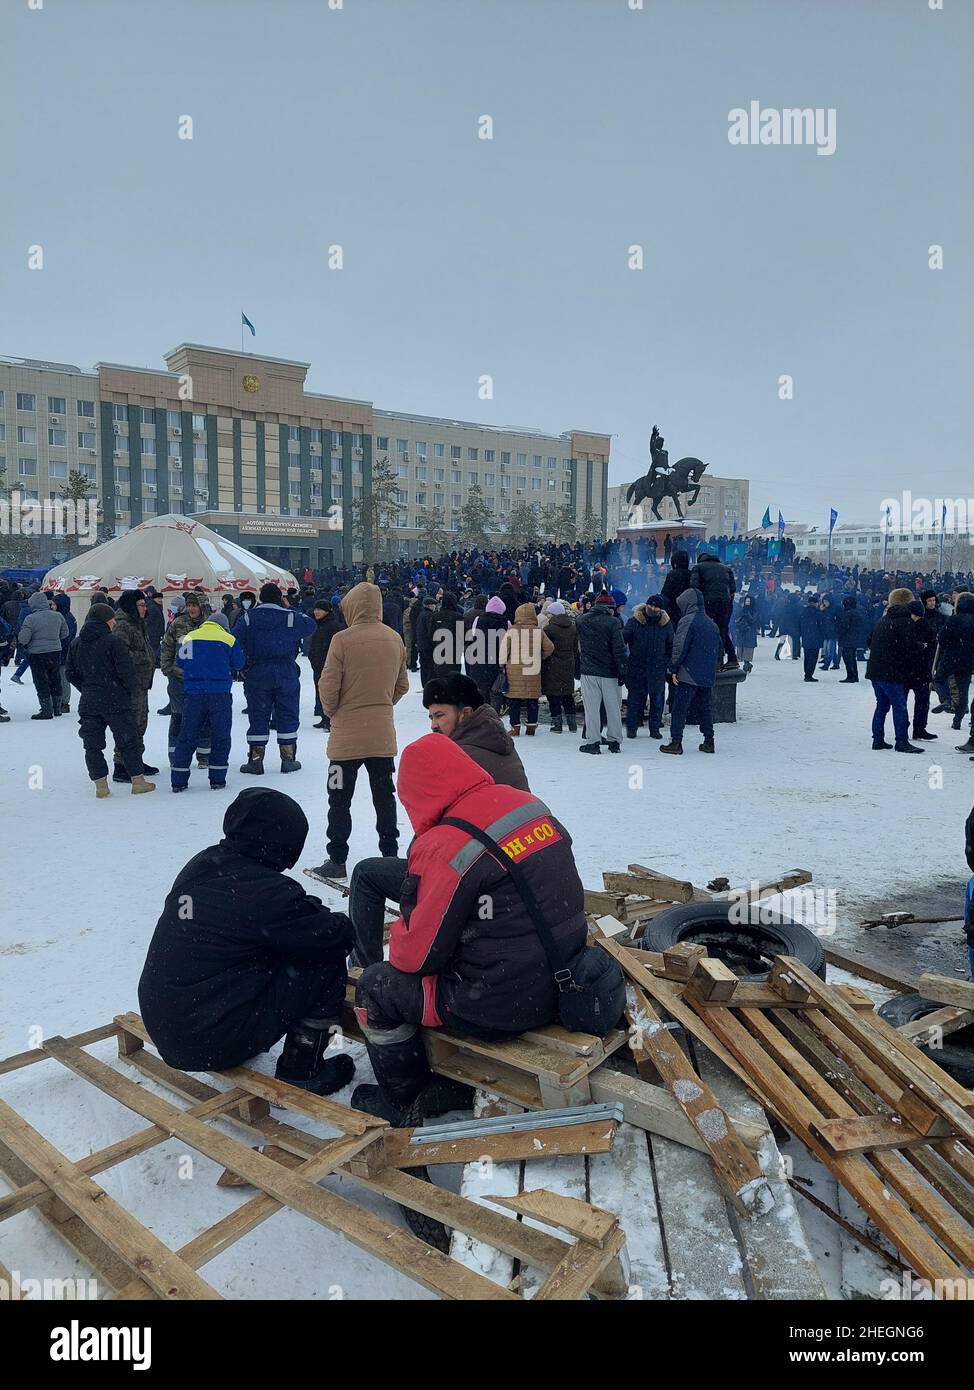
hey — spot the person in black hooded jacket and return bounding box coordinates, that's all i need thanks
[934,592,974,733]
[65,603,154,795]
[836,595,862,682]
[661,550,692,624]
[138,787,355,1095]
[309,599,344,729]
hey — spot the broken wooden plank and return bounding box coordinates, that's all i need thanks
[822,946,917,993]
[533,1226,627,1300]
[812,1115,933,1155]
[624,979,773,1218]
[625,866,697,903]
[380,1118,617,1170]
[486,1189,617,1247]
[918,974,974,1012]
[899,1006,974,1043]
[0,1022,120,1076]
[588,1066,766,1153]
[714,870,813,903]
[0,1095,221,1300]
[769,958,811,1004]
[584,890,626,916]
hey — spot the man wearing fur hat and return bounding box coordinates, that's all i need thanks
[865,587,925,753]
[110,590,159,781]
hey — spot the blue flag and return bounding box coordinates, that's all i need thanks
[732,516,738,535]
[777,510,785,537]
[242,312,256,336]
[761,506,771,529]
[829,507,838,532]
[942,501,948,527]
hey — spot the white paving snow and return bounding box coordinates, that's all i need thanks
[0,638,970,1297]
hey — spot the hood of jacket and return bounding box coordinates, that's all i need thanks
[957,593,974,616]
[397,733,493,836]
[633,604,669,626]
[52,593,71,615]
[545,612,574,632]
[513,602,539,626]
[340,582,382,627]
[28,592,51,613]
[676,588,703,616]
[451,703,516,761]
[220,788,308,870]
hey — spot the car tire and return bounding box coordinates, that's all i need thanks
[877,993,974,1088]
[638,899,827,981]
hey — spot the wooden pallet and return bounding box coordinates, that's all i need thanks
[599,941,974,1293]
[0,1015,632,1302]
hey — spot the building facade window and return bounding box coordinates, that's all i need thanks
[168,441,181,459]
[433,443,444,458]
[77,400,95,418]
[140,407,155,425]
[114,436,129,453]
[415,465,427,481]
[434,467,444,482]
[484,472,495,488]
[517,453,526,467]
[416,441,427,458]
[48,429,67,447]
[397,463,408,478]
[112,403,128,422]
[375,435,388,450]
[501,451,511,466]
[532,477,541,491]
[193,441,207,461]
[18,457,37,475]
[78,431,96,450]
[16,392,35,411]
[17,426,36,444]
[532,455,541,468]
[484,449,495,463]
[452,493,462,508]
[467,447,478,461]
[452,469,461,485]
[141,436,155,454]
[48,396,66,414]
[142,468,157,485]
[451,445,461,460]
[49,460,68,479]
[397,438,408,454]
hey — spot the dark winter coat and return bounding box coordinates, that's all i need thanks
[309,610,344,679]
[144,599,166,652]
[540,613,579,697]
[381,593,403,635]
[689,554,735,606]
[933,594,974,680]
[450,705,530,791]
[661,556,692,623]
[836,598,864,648]
[623,605,673,686]
[389,736,586,1033]
[464,609,508,695]
[111,603,155,691]
[669,589,721,689]
[430,596,464,672]
[138,789,353,1071]
[576,605,628,680]
[734,598,759,649]
[799,603,824,649]
[65,618,139,715]
[52,593,77,663]
[866,605,925,685]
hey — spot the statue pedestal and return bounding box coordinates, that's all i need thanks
[685,666,746,725]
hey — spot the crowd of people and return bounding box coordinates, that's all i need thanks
[3,534,974,1133]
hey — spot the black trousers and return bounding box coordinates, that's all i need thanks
[803,646,820,679]
[547,693,574,723]
[79,708,145,780]
[909,680,931,736]
[349,855,408,967]
[356,962,506,1041]
[29,652,61,709]
[326,756,398,864]
[508,698,538,725]
[706,598,737,662]
[840,645,859,680]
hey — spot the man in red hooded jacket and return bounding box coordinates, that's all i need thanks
[352,734,587,1123]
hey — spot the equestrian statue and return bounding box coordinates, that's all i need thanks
[625,425,708,521]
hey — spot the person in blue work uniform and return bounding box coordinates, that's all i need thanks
[171,612,245,791]
[233,582,315,774]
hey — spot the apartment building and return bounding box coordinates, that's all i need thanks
[1,346,611,573]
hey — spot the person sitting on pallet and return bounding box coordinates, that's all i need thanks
[352,734,600,1126]
[138,787,355,1096]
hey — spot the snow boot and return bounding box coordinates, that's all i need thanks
[157,703,172,715]
[142,763,160,776]
[566,710,578,733]
[305,859,347,882]
[11,675,23,685]
[894,741,923,754]
[280,743,302,773]
[804,676,818,682]
[956,739,974,753]
[275,1022,355,1096]
[240,746,264,774]
[353,1028,473,1125]
[626,730,637,739]
[131,775,156,794]
[952,714,964,730]
[196,754,209,770]
[872,739,893,750]
[0,711,9,724]
[31,698,54,720]
[912,731,937,741]
[94,778,110,799]
[550,716,563,732]
[699,737,715,753]
[525,724,537,736]
[659,740,683,755]
[648,727,662,740]
[172,784,188,793]
[742,660,753,673]
[509,723,521,737]
[314,718,329,729]
[606,740,621,753]
[112,765,131,783]
[931,704,952,714]
[579,742,601,755]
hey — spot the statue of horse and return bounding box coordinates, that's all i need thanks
[626,457,708,521]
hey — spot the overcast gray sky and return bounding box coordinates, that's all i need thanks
[2,0,971,530]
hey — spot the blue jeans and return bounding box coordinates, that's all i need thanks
[871,681,908,744]
[821,638,838,668]
[648,683,665,731]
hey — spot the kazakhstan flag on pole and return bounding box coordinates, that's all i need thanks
[242,312,256,336]
[761,506,771,528]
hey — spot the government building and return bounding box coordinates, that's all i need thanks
[0,346,611,572]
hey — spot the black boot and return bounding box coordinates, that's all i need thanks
[240,746,264,774]
[112,763,131,783]
[352,1028,434,1123]
[648,726,662,739]
[578,742,601,755]
[565,711,578,732]
[895,740,924,754]
[659,740,683,755]
[280,742,302,773]
[550,716,563,732]
[872,738,893,750]
[275,1022,355,1096]
[305,859,347,882]
[699,737,715,753]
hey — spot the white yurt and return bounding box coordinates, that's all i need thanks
[42,514,298,623]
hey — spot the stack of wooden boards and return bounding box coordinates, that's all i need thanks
[0,1014,632,1302]
[599,937,974,1289]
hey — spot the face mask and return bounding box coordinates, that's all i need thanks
[242,599,253,609]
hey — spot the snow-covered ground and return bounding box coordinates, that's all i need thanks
[0,640,970,1297]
